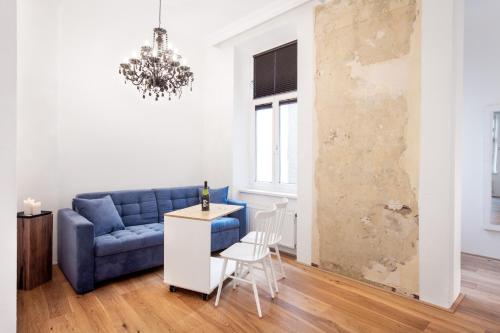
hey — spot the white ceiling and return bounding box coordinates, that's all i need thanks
[163,0,278,34]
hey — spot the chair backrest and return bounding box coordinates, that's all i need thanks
[252,207,277,258]
[270,198,288,244]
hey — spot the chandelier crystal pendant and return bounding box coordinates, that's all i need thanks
[119,0,194,101]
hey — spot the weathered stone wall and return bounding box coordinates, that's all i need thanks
[314,0,420,296]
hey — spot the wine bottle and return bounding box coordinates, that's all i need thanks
[201,181,210,211]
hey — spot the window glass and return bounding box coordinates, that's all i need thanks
[279,100,298,184]
[255,104,273,182]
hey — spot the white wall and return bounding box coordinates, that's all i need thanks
[294,4,315,265]
[53,0,274,205]
[200,45,235,188]
[15,0,278,263]
[15,0,303,265]
[461,0,500,259]
[53,0,210,261]
[419,0,463,308]
[17,0,60,262]
[57,0,204,201]
[201,2,316,264]
[0,0,17,330]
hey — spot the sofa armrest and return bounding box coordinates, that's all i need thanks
[227,199,247,239]
[57,209,95,294]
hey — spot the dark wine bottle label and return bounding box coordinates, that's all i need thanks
[202,181,210,211]
[202,194,210,211]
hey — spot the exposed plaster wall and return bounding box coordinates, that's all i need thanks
[314,0,420,296]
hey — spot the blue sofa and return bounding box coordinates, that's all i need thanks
[57,186,247,294]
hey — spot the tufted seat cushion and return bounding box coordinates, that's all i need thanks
[211,217,239,233]
[94,223,163,257]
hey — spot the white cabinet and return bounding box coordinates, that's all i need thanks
[164,204,241,298]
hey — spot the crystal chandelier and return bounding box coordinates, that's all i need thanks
[119,0,194,101]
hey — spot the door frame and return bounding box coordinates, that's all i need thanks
[482,104,500,231]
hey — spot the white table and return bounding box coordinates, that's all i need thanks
[163,203,243,300]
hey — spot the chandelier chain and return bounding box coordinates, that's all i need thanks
[158,0,162,28]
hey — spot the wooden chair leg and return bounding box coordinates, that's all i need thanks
[261,259,275,299]
[249,264,262,318]
[274,244,286,279]
[215,258,228,307]
[268,256,279,293]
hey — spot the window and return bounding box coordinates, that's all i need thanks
[493,112,499,174]
[255,104,273,182]
[279,100,298,184]
[252,41,297,192]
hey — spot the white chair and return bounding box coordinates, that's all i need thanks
[241,198,288,286]
[214,206,278,318]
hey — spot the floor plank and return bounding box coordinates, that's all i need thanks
[17,253,500,332]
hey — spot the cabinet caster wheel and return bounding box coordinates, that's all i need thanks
[202,293,208,301]
[169,285,177,292]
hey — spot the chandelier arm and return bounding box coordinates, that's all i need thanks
[129,73,146,86]
[160,68,174,80]
[141,64,154,78]
[127,75,140,84]
[131,78,145,86]
[159,70,173,81]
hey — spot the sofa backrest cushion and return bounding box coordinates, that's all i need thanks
[154,186,200,222]
[198,186,229,204]
[75,189,159,226]
[73,195,125,237]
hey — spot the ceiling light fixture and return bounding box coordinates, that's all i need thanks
[119,0,194,101]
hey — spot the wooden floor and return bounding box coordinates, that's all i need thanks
[18,254,500,333]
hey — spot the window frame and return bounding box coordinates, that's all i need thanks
[250,91,298,193]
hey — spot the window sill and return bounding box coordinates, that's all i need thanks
[484,223,500,232]
[239,188,297,199]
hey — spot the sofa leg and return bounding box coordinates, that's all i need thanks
[169,285,176,292]
[202,293,208,301]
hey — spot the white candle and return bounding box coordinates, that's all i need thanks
[23,199,33,216]
[32,201,42,215]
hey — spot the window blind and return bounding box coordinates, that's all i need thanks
[253,41,297,99]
